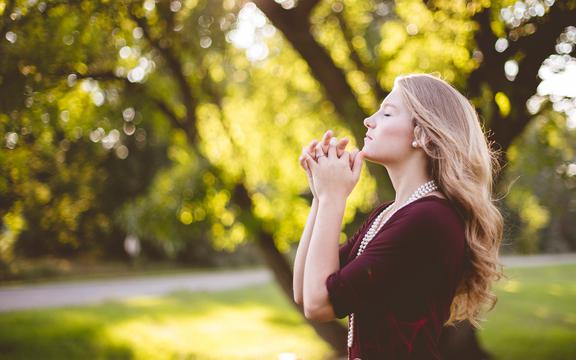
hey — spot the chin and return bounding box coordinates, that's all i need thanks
[361,151,374,162]
[361,151,385,165]
[365,157,379,164]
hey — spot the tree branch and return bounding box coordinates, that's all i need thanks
[70,70,188,134]
[128,4,198,142]
[295,0,322,17]
[250,0,368,142]
[502,3,576,60]
[469,3,576,155]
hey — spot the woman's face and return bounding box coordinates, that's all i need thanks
[362,87,415,165]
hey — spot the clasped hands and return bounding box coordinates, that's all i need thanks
[298,130,364,202]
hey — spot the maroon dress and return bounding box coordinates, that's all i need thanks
[325,196,468,359]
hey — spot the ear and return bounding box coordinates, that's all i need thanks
[413,124,428,147]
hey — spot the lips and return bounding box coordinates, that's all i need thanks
[365,135,372,140]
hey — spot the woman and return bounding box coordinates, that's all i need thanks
[293,73,505,359]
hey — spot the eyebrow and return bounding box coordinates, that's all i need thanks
[379,103,398,111]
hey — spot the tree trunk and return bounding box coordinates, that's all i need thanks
[440,321,492,360]
[255,229,348,357]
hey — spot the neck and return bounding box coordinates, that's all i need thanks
[386,155,432,206]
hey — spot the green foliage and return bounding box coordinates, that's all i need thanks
[0,1,168,265]
[116,134,236,257]
[1,0,575,266]
[504,108,576,253]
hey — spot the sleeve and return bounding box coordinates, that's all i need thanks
[326,205,441,319]
[338,227,361,268]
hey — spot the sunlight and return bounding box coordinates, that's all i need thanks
[227,2,276,62]
[547,283,564,297]
[102,295,330,359]
[537,55,576,128]
[533,305,549,319]
[500,279,521,293]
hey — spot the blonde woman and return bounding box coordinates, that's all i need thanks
[293,73,505,359]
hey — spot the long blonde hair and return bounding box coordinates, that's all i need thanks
[395,73,506,329]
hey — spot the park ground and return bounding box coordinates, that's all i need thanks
[0,254,575,359]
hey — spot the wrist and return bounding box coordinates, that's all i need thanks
[311,197,319,209]
[318,194,347,208]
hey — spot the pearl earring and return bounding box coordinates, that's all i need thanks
[412,140,418,148]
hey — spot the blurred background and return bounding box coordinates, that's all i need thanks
[0,0,575,359]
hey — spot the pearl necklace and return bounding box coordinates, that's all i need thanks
[347,180,438,349]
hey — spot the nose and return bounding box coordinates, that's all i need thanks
[363,116,374,129]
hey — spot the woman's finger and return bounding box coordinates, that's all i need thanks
[308,139,318,151]
[349,149,359,169]
[299,154,309,172]
[336,137,349,157]
[316,141,327,159]
[321,130,333,155]
[340,150,351,165]
[299,146,310,170]
[327,138,339,159]
[307,139,319,160]
[303,152,317,171]
[352,151,364,180]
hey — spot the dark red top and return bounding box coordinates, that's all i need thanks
[325,196,468,359]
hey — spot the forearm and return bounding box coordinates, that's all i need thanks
[293,197,319,304]
[303,196,346,313]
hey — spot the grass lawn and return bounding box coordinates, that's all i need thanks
[478,263,576,360]
[0,282,334,360]
[0,264,574,359]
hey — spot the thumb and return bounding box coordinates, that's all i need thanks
[352,151,364,178]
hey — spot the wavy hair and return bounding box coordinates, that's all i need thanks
[394,73,506,329]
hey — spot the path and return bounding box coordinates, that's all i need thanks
[500,252,576,268]
[0,268,271,312]
[1,253,575,312]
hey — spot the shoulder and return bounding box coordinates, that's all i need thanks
[359,197,467,270]
[376,197,465,247]
[401,197,467,255]
[399,197,464,229]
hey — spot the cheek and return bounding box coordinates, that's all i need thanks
[379,122,412,143]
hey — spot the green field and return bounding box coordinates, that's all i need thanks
[478,264,576,360]
[0,264,574,360]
